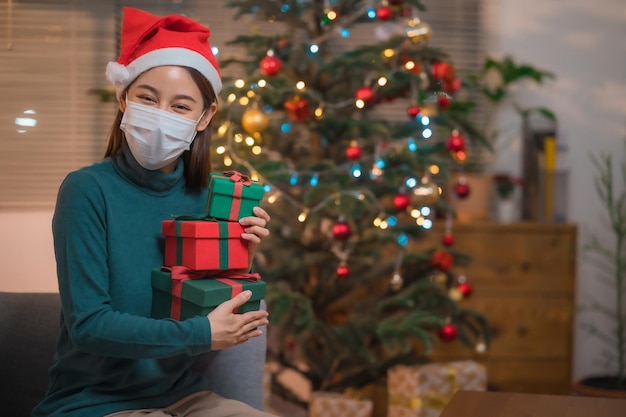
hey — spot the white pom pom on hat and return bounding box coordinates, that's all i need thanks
[105,7,222,98]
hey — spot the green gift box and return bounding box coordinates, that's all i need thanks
[206,171,265,221]
[151,267,266,321]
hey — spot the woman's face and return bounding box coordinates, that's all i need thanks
[118,65,217,172]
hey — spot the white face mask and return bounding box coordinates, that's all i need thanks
[120,100,205,170]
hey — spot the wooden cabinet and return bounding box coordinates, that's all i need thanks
[411,222,577,395]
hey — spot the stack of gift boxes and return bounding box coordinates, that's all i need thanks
[151,171,267,321]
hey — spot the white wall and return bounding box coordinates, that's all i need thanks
[1,0,625,385]
[486,0,626,382]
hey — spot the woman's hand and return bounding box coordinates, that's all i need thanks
[238,206,271,270]
[208,290,269,350]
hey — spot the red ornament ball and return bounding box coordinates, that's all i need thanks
[260,55,282,76]
[284,96,310,122]
[458,282,473,298]
[446,132,466,152]
[432,61,455,82]
[438,323,458,342]
[431,250,453,271]
[442,233,454,246]
[356,86,375,104]
[444,78,462,94]
[407,105,420,118]
[345,143,362,160]
[453,181,471,199]
[437,95,451,110]
[336,263,350,280]
[393,193,411,211]
[332,220,351,241]
[376,6,394,21]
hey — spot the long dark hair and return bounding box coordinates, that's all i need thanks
[104,66,217,190]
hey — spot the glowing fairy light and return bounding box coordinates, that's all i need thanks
[234,79,245,88]
[309,44,320,54]
[223,155,233,166]
[234,133,244,143]
[289,173,299,186]
[217,123,228,136]
[407,138,417,151]
[252,145,262,155]
[245,136,255,146]
[267,193,279,204]
[355,99,365,109]
[429,164,440,175]
[420,206,431,216]
[397,233,408,246]
[351,163,362,177]
[422,128,432,139]
[258,79,267,87]
[216,146,226,154]
[309,173,319,186]
[238,96,250,106]
[377,76,387,86]
[298,209,309,222]
[383,48,395,58]
[405,177,417,188]
[314,106,324,118]
[423,219,433,229]
[246,90,256,98]
[410,208,420,218]
[421,116,430,125]
[296,80,306,90]
[227,93,237,103]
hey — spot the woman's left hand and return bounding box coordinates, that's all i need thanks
[238,206,271,269]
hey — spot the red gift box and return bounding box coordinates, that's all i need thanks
[163,219,249,271]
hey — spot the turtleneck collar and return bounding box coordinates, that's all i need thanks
[112,146,185,195]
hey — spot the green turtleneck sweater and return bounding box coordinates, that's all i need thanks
[33,148,216,417]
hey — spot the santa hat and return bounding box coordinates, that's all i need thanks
[105,7,222,98]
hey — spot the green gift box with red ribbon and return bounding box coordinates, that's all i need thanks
[206,171,265,221]
[163,219,249,271]
[151,267,266,321]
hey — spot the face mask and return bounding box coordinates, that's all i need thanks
[120,100,205,170]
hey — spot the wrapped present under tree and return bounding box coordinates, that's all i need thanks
[387,360,486,417]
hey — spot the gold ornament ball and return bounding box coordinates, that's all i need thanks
[241,108,269,134]
[448,287,463,302]
[406,17,432,44]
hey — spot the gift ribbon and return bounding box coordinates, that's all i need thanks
[162,266,260,320]
[388,365,458,411]
[222,170,251,220]
[173,219,231,269]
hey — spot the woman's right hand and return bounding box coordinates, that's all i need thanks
[207,290,269,350]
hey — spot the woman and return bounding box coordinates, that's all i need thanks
[33,7,275,417]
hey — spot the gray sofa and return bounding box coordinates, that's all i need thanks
[0,292,267,416]
[0,292,60,416]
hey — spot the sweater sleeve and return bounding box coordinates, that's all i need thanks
[53,170,213,359]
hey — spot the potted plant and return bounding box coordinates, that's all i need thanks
[449,56,556,222]
[492,173,522,223]
[572,143,626,398]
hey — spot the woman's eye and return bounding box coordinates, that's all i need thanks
[138,95,156,103]
[174,104,191,111]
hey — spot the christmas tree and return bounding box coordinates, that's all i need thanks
[210,0,490,405]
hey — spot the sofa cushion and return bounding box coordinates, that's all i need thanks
[0,292,60,416]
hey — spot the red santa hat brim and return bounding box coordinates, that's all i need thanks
[106,7,222,98]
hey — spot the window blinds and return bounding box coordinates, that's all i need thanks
[0,0,484,207]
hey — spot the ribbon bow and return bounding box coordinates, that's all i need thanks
[162,266,261,282]
[223,170,251,186]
